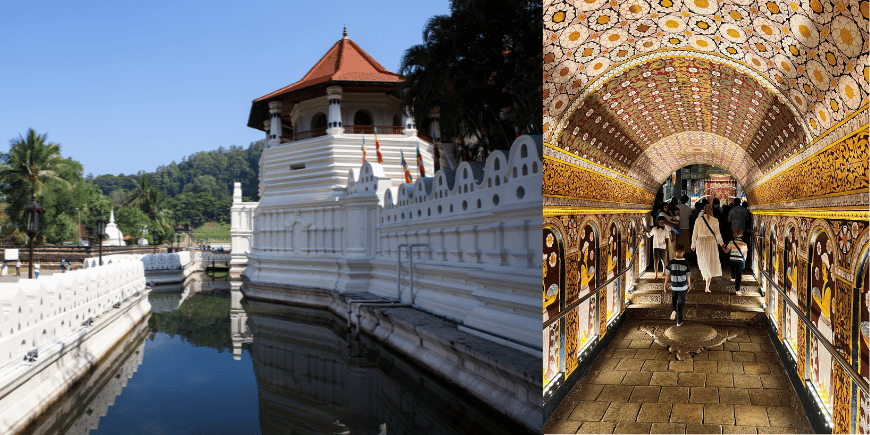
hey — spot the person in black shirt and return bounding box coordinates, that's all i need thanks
[664,243,692,326]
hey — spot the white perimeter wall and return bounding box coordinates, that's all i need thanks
[243,135,543,350]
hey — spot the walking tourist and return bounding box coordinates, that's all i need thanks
[15,259,21,276]
[723,228,749,296]
[658,204,680,259]
[692,204,725,293]
[1,261,7,277]
[34,260,40,279]
[676,196,692,261]
[644,216,671,278]
[727,199,749,236]
[664,243,691,326]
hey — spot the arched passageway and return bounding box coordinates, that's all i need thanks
[543,1,868,433]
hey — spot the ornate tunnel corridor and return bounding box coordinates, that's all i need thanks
[542,0,868,433]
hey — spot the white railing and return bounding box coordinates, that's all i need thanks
[0,257,146,368]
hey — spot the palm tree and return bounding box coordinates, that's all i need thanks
[125,173,172,240]
[0,129,70,199]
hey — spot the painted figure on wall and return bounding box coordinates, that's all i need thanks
[859,252,869,435]
[627,221,636,289]
[785,226,799,353]
[770,229,781,329]
[543,228,561,322]
[637,217,647,275]
[543,227,561,387]
[578,224,597,351]
[606,223,619,321]
[809,229,834,412]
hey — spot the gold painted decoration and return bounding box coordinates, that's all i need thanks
[746,127,869,206]
[565,308,579,376]
[544,157,655,205]
[544,0,869,142]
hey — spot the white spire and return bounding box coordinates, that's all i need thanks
[110,208,115,224]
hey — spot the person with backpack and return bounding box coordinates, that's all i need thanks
[723,228,749,296]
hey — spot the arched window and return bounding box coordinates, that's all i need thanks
[353,110,373,134]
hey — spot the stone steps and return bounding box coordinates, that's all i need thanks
[627,268,765,325]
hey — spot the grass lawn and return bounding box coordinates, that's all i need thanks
[190,222,230,241]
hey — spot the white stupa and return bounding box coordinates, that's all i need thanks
[101,209,125,246]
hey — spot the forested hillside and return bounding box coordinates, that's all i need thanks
[89,140,264,227]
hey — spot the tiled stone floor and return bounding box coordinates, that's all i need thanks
[544,318,813,434]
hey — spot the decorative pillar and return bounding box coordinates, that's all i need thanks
[233,182,243,203]
[326,86,344,135]
[428,107,441,143]
[268,101,283,147]
[263,119,271,145]
[403,107,417,137]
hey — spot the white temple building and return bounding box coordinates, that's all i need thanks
[235,31,541,430]
[101,210,125,246]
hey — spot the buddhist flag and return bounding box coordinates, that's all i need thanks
[400,150,413,184]
[375,132,384,163]
[433,143,441,172]
[416,144,426,178]
[361,136,367,163]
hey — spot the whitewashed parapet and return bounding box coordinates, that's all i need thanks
[191,251,230,265]
[0,258,146,368]
[377,135,540,224]
[140,253,189,271]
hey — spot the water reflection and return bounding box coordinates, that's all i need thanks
[26,273,525,434]
[21,316,149,435]
[243,292,523,435]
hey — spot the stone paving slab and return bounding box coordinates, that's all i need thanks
[544,318,813,435]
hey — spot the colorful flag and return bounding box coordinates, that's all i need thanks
[416,144,426,178]
[361,136,366,163]
[400,150,413,184]
[375,132,384,164]
[433,142,441,172]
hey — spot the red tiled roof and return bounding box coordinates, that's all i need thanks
[254,37,401,103]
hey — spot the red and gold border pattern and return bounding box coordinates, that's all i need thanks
[544,157,655,205]
[746,127,868,207]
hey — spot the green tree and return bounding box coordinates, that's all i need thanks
[1,128,71,199]
[399,0,542,158]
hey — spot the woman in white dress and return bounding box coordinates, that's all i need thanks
[692,204,725,293]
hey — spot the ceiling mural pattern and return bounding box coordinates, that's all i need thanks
[554,56,806,176]
[628,131,762,186]
[544,0,869,143]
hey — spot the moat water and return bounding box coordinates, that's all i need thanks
[26,272,524,435]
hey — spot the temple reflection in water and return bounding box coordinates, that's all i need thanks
[23,273,521,435]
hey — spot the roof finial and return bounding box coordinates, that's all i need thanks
[343,25,347,38]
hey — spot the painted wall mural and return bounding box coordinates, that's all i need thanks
[746,127,869,207]
[543,0,869,142]
[748,211,869,434]
[810,229,835,413]
[785,225,800,354]
[543,227,562,388]
[543,157,656,205]
[580,223,598,349]
[859,252,869,435]
[606,222,620,322]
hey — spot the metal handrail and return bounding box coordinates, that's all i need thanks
[543,257,635,330]
[758,269,869,397]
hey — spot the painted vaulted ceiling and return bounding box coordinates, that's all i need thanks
[543,0,869,189]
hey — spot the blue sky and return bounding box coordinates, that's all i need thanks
[0,1,450,176]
